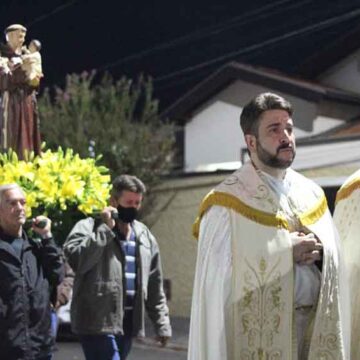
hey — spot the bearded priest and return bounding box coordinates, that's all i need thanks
[188,92,350,360]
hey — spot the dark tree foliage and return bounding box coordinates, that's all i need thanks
[39,71,176,189]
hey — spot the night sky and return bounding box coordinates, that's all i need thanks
[1,0,360,109]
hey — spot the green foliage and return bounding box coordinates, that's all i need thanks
[38,72,175,187]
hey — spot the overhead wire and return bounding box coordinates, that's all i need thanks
[97,0,312,72]
[155,67,212,91]
[153,7,360,83]
[25,0,79,28]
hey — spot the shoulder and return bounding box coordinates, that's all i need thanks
[201,164,257,213]
[69,217,95,233]
[201,205,230,226]
[133,220,150,233]
[288,169,324,195]
[133,220,158,248]
[76,217,95,227]
[133,220,155,240]
[336,168,360,204]
[218,165,249,187]
[342,169,360,188]
[287,170,328,219]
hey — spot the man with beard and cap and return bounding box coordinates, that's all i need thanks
[63,174,171,360]
[188,93,350,360]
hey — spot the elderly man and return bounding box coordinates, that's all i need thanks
[0,183,63,360]
[333,169,360,359]
[188,93,350,360]
[64,174,171,360]
[0,24,41,158]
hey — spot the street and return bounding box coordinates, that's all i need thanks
[54,316,189,360]
[54,341,187,360]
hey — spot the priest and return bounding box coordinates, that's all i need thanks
[188,93,350,360]
[333,169,360,360]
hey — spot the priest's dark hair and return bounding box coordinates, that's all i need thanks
[240,92,293,136]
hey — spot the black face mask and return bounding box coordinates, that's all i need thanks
[116,205,138,223]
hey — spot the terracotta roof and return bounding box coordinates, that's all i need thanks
[325,119,360,138]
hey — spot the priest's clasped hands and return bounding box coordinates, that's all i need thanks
[291,232,323,265]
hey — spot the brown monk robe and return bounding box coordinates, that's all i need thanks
[0,24,41,159]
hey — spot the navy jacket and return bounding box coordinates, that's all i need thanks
[0,229,64,360]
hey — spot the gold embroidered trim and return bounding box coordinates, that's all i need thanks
[192,191,288,239]
[335,178,360,205]
[298,194,328,226]
[192,191,328,239]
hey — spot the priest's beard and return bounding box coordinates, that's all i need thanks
[256,140,296,169]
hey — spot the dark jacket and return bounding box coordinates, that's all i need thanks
[64,218,172,337]
[0,230,64,360]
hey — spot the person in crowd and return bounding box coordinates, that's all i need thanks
[333,168,360,359]
[64,174,172,360]
[0,183,64,360]
[188,92,350,360]
[50,259,75,339]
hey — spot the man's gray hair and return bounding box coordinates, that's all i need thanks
[111,175,146,199]
[0,183,24,205]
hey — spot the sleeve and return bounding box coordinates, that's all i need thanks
[37,236,64,288]
[188,205,232,360]
[0,67,28,91]
[55,260,75,309]
[145,230,172,337]
[63,218,115,275]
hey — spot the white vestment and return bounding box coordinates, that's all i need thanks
[188,162,350,360]
[333,169,360,359]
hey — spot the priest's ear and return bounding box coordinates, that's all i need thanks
[245,134,257,154]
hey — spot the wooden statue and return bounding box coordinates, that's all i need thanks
[0,24,42,158]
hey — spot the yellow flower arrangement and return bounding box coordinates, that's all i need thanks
[0,146,112,243]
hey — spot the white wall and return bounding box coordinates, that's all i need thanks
[319,49,360,94]
[185,101,243,172]
[294,116,342,137]
[183,80,348,172]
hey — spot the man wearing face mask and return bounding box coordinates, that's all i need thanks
[63,174,172,360]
